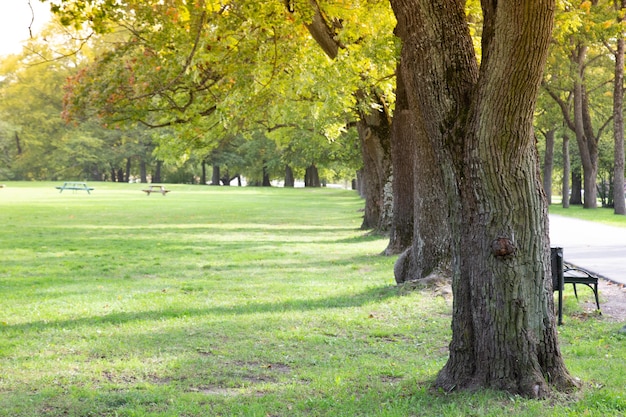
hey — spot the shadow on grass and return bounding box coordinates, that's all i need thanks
[2,285,401,333]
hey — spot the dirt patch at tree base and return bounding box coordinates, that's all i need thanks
[579,279,626,323]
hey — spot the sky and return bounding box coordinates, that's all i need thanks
[0,0,51,57]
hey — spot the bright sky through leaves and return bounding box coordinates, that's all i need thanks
[0,0,50,56]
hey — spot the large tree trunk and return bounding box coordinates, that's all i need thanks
[390,65,450,280]
[391,0,576,397]
[385,65,415,255]
[393,114,451,283]
[542,129,555,204]
[613,13,626,215]
[357,94,393,232]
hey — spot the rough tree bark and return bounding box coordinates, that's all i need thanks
[356,95,393,231]
[385,65,415,255]
[390,65,450,281]
[390,0,576,397]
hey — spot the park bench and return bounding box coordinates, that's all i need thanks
[142,185,170,196]
[551,247,601,325]
[55,182,94,194]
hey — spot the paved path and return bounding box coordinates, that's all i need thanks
[549,214,626,285]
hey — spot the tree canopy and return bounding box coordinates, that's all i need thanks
[49,0,397,185]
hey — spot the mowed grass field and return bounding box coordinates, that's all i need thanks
[0,182,624,417]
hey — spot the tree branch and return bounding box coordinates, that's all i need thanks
[542,83,576,132]
[300,0,345,59]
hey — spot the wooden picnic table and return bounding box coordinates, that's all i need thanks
[142,185,170,196]
[56,182,94,194]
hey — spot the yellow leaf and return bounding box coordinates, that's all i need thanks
[581,1,592,13]
[603,20,613,29]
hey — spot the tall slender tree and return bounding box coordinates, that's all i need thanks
[562,134,572,208]
[610,0,626,214]
[543,0,618,209]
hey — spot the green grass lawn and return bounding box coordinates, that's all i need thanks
[0,182,624,416]
[550,204,626,228]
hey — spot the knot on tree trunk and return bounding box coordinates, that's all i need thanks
[491,237,517,258]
